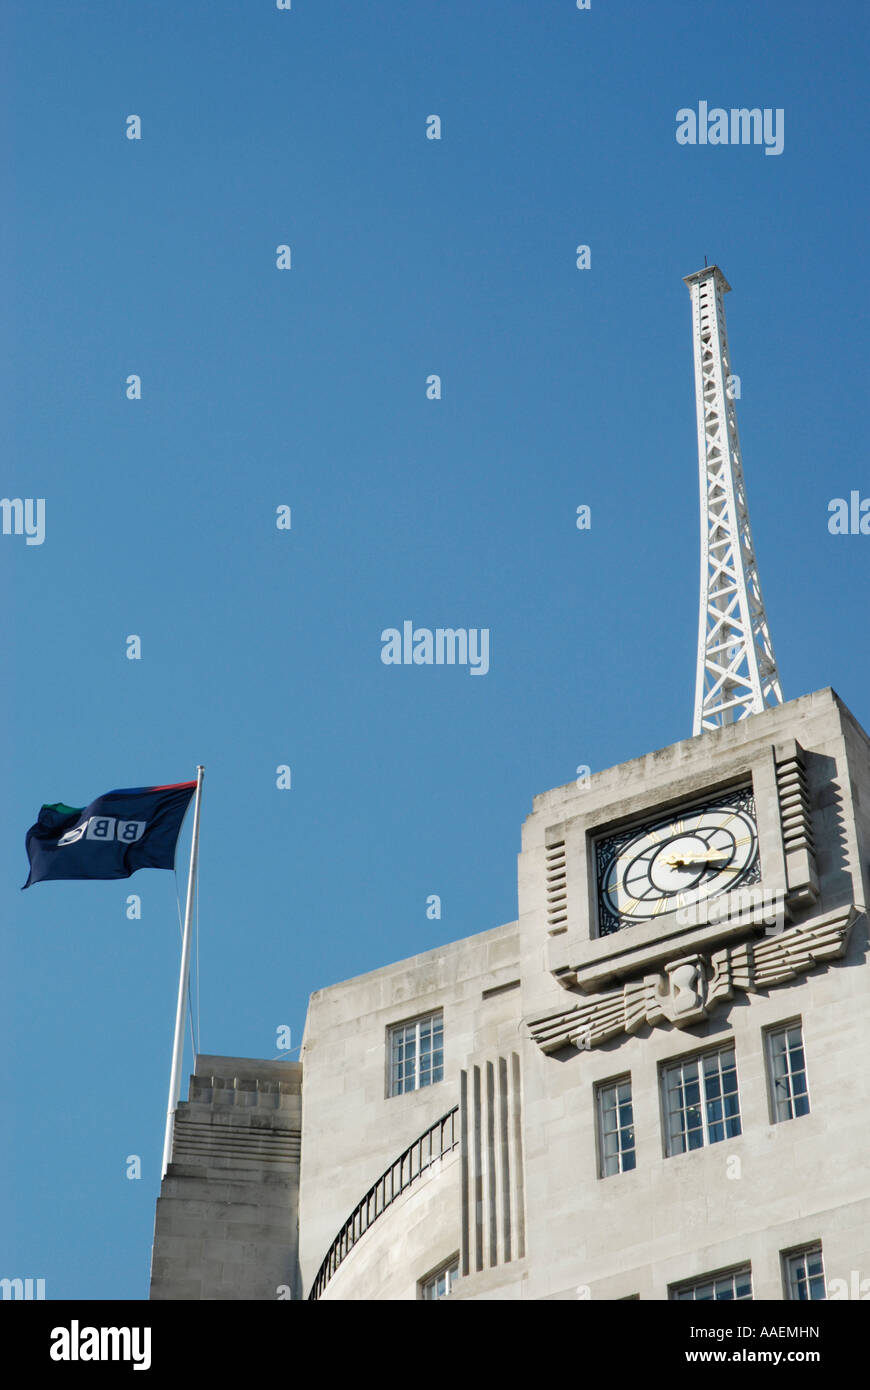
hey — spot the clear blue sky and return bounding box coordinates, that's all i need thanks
[2,0,867,1300]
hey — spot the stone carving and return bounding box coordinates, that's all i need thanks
[528,906,857,1054]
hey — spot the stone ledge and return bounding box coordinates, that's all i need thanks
[558,900,773,993]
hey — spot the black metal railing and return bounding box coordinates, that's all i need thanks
[308,1105,459,1299]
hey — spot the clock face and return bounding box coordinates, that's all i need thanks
[595,787,760,937]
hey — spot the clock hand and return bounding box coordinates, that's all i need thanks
[664,851,729,868]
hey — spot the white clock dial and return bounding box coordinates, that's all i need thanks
[596,791,759,935]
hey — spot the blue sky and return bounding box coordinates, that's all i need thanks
[2,0,868,1300]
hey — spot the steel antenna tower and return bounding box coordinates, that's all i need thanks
[684,265,783,736]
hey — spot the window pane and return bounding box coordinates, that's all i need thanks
[422,1258,459,1300]
[390,1013,443,1096]
[672,1267,752,1301]
[786,1246,826,1301]
[768,1023,810,1123]
[598,1079,635,1176]
[665,1046,741,1154]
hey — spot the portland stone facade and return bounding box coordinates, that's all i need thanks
[150,686,870,1301]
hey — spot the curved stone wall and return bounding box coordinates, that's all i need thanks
[317,1150,460,1301]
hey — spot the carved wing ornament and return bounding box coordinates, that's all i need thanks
[527,906,858,1055]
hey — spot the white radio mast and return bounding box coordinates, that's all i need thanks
[685,266,783,735]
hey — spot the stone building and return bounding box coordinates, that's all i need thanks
[149,268,868,1300]
[150,685,870,1301]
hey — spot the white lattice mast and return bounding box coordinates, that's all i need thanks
[685,265,783,736]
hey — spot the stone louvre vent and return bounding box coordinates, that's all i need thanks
[171,1111,302,1171]
[545,839,568,933]
[775,739,820,907]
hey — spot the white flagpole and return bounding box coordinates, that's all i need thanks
[161,764,205,1178]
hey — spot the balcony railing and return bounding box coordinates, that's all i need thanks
[308,1105,459,1300]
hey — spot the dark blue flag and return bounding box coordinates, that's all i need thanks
[22,782,197,889]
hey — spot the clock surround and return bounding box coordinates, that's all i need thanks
[541,733,821,994]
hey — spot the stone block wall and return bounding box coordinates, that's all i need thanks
[149,1055,301,1301]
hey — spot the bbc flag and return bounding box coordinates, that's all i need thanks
[22,782,197,889]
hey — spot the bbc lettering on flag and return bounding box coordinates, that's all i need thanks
[22,782,197,889]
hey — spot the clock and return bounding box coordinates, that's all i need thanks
[595,787,760,937]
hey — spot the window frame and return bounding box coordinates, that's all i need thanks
[669,1263,753,1301]
[764,1018,811,1124]
[419,1254,460,1301]
[595,1074,637,1178]
[782,1243,826,1301]
[660,1041,742,1157]
[386,1009,444,1098]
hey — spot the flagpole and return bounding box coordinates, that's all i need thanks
[161,764,205,1178]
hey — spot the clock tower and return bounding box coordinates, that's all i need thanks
[509,684,868,1301]
[476,267,869,1300]
[151,270,870,1303]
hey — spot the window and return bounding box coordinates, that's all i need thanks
[596,1077,636,1176]
[783,1245,826,1301]
[670,1265,752,1301]
[388,1011,444,1096]
[766,1021,810,1122]
[421,1257,459,1300]
[662,1044,741,1156]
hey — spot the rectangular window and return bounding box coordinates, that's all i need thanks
[662,1044,741,1156]
[766,1021,810,1122]
[596,1077,636,1177]
[670,1265,753,1301]
[783,1244,826,1301]
[421,1257,459,1300]
[388,1011,444,1096]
